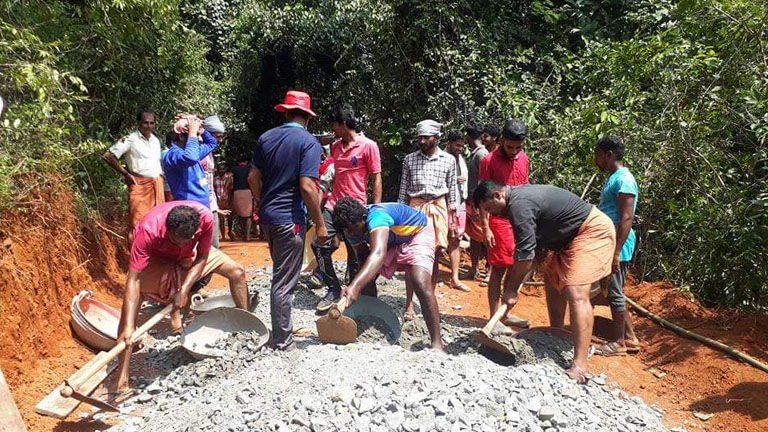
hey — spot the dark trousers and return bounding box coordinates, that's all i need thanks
[311,208,360,292]
[262,223,305,350]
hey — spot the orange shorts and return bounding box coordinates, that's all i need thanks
[545,207,615,291]
[138,248,230,303]
[464,202,484,243]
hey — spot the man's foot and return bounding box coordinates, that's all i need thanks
[491,322,516,336]
[624,338,642,354]
[594,341,627,357]
[460,270,476,280]
[403,311,416,321]
[479,274,490,287]
[316,289,341,312]
[501,314,530,329]
[565,364,591,384]
[450,281,472,292]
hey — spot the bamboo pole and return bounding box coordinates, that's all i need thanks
[625,296,768,375]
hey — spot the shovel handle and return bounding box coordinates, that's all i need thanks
[61,303,173,397]
[482,303,508,335]
[329,297,348,320]
[480,270,535,335]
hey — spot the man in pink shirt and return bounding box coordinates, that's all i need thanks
[313,103,382,311]
[115,201,248,392]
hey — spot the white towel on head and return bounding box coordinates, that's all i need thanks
[416,119,443,137]
[204,115,226,133]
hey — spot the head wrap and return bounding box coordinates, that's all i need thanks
[416,119,443,137]
[204,115,226,134]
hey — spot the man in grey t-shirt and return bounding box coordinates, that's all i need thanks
[463,122,490,280]
[473,180,616,383]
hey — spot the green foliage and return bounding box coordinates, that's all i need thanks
[0,0,225,214]
[1,0,766,309]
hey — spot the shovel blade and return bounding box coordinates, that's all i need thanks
[473,331,516,358]
[316,315,357,345]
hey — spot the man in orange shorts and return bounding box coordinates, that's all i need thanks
[478,119,530,329]
[473,180,616,383]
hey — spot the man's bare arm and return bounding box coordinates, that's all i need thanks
[299,176,328,243]
[103,151,137,185]
[371,172,383,204]
[344,229,389,303]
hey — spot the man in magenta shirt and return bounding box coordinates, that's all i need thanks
[115,201,248,392]
[313,103,382,311]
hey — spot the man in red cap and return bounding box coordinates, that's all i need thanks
[248,90,328,351]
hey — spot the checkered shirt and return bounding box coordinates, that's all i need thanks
[398,148,458,210]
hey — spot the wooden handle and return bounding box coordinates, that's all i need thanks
[329,297,348,320]
[480,270,535,335]
[482,304,508,335]
[61,303,173,396]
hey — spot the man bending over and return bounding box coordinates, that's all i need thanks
[115,202,248,392]
[473,181,615,382]
[333,197,444,350]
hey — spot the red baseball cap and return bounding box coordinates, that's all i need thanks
[275,90,317,117]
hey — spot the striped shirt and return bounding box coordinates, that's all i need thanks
[398,149,458,210]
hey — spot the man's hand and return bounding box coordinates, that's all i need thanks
[341,284,361,305]
[501,289,519,309]
[123,172,138,186]
[483,227,496,249]
[218,209,232,216]
[457,176,466,184]
[612,253,621,274]
[174,290,189,310]
[118,325,135,348]
[316,224,329,244]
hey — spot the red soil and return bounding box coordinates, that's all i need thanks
[2,215,766,431]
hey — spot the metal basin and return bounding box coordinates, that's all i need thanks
[342,295,401,343]
[181,308,269,360]
[190,293,237,313]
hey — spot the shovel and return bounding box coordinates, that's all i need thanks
[58,303,174,412]
[472,271,534,357]
[316,297,358,345]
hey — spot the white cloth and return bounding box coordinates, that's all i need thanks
[109,130,163,178]
[204,115,226,133]
[456,153,468,202]
[201,153,219,212]
[416,119,443,137]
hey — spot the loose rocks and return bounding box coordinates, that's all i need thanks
[109,264,669,432]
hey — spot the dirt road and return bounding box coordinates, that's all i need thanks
[9,239,768,431]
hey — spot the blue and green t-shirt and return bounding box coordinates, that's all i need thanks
[347,203,427,246]
[598,167,638,262]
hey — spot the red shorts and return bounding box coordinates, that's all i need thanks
[488,216,515,267]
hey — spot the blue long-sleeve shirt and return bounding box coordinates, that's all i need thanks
[163,130,218,208]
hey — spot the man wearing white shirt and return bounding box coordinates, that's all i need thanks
[445,131,471,292]
[103,110,164,241]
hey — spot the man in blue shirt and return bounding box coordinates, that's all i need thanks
[332,197,444,350]
[593,135,641,356]
[163,115,218,208]
[247,90,328,351]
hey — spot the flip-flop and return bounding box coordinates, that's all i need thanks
[625,340,642,354]
[594,341,628,357]
[566,365,592,384]
[403,311,416,322]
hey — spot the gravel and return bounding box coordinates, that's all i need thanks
[106,263,669,432]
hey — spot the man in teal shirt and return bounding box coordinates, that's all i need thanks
[593,135,641,356]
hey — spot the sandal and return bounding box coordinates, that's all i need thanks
[594,341,628,357]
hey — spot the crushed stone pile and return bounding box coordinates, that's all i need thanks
[105,264,669,432]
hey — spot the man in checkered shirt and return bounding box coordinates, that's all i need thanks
[398,119,458,320]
